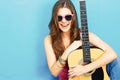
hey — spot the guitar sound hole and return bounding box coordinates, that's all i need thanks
[92,67,104,80]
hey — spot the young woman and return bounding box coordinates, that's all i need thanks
[44,0,120,80]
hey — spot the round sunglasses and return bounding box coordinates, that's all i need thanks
[57,14,73,22]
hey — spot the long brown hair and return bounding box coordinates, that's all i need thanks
[49,0,80,59]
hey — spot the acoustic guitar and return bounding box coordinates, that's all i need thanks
[68,0,110,80]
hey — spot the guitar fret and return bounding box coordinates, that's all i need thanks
[82,29,88,33]
[80,1,85,6]
[82,26,88,29]
[81,14,86,18]
[81,11,86,14]
[81,23,88,26]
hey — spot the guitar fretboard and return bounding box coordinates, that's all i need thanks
[80,0,91,63]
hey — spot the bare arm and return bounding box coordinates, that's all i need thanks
[88,32,117,68]
[44,35,63,77]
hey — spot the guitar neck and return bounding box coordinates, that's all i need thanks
[80,0,91,63]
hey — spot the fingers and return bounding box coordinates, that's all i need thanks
[68,69,80,78]
[68,65,79,77]
[68,65,84,77]
[68,68,76,78]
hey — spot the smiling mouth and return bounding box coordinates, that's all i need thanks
[61,24,69,27]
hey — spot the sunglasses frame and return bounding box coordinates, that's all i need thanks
[57,14,74,22]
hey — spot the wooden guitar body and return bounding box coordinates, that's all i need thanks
[68,48,110,80]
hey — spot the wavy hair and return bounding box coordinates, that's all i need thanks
[49,0,80,59]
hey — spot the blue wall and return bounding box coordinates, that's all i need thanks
[0,0,120,80]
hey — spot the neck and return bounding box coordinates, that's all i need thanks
[62,31,71,49]
[62,31,70,39]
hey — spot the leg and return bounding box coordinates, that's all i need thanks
[107,57,120,80]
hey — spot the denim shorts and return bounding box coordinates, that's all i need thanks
[107,58,120,80]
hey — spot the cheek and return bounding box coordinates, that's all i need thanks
[70,20,74,26]
[58,23,61,29]
[58,22,60,26]
[69,21,72,26]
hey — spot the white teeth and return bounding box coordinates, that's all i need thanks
[61,24,69,27]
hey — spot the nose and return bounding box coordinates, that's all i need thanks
[62,17,67,22]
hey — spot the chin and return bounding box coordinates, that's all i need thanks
[61,28,70,33]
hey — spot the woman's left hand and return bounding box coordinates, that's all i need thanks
[68,64,89,78]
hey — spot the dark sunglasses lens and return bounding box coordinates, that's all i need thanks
[58,16,62,21]
[65,15,72,21]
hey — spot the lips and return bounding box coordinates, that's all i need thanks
[61,24,69,27]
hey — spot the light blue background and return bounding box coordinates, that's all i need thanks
[0,0,120,80]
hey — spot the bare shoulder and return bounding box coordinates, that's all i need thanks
[88,32,102,44]
[44,35,51,45]
[44,35,51,41]
[89,32,97,37]
[88,32,101,40]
